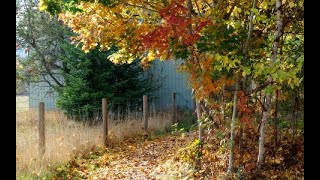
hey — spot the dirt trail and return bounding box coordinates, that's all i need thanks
[87,134,196,180]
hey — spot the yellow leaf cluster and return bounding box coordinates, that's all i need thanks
[58,1,160,63]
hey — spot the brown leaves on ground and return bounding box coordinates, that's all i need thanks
[92,135,194,180]
[198,126,304,180]
[48,132,197,179]
[47,127,304,180]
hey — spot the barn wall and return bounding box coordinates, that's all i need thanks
[28,77,61,110]
[28,60,194,111]
[148,59,194,110]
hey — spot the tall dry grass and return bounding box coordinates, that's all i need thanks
[16,96,29,112]
[16,110,172,178]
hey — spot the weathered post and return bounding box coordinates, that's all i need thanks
[143,95,148,133]
[171,92,177,124]
[38,102,45,156]
[102,98,108,147]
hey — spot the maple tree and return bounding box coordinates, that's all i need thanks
[40,0,304,175]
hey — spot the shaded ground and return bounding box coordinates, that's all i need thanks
[91,135,194,179]
[45,129,304,180]
[46,132,197,180]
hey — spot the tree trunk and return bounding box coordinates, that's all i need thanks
[292,101,297,140]
[227,81,238,174]
[171,92,177,124]
[293,94,300,140]
[226,0,257,173]
[273,90,279,157]
[196,101,204,143]
[243,0,257,56]
[222,85,226,122]
[257,0,283,169]
[186,0,204,169]
[257,94,271,169]
[195,100,204,170]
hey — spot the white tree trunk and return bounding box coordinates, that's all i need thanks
[257,0,283,169]
[195,100,204,170]
[227,81,238,174]
[243,0,257,55]
[257,95,271,168]
[196,100,204,143]
[227,0,257,173]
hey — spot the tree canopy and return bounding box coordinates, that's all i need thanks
[16,0,157,121]
[39,0,304,174]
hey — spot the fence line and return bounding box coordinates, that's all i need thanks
[34,93,179,156]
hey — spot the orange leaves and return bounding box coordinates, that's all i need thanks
[237,91,251,113]
[57,0,213,66]
[244,162,256,171]
[141,0,212,59]
[236,91,255,129]
[186,52,215,101]
[141,26,171,54]
[185,52,234,108]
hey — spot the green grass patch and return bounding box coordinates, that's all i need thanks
[149,110,197,139]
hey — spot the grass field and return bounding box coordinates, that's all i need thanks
[16,96,29,112]
[16,109,173,178]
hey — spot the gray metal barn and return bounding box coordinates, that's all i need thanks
[28,59,194,111]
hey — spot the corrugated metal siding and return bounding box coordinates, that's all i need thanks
[28,60,194,111]
[149,59,194,110]
[29,79,60,110]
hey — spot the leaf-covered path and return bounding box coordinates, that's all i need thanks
[92,136,193,179]
[72,133,196,180]
[49,129,304,180]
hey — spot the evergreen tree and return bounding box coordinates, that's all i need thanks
[57,45,155,121]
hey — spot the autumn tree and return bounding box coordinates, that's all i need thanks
[40,0,304,175]
[17,0,157,121]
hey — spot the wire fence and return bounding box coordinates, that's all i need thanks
[16,93,187,124]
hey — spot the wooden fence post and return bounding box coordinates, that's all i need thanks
[38,102,45,156]
[171,92,177,124]
[102,98,108,147]
[143,95,148,133]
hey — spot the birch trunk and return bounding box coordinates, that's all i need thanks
[195,100,204,170]
[273,90,279,157]
[196,101,204,143]
[257,95,271,168]
[257,0,283,169]
[227,0,257,173]
[227,81,238,174]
